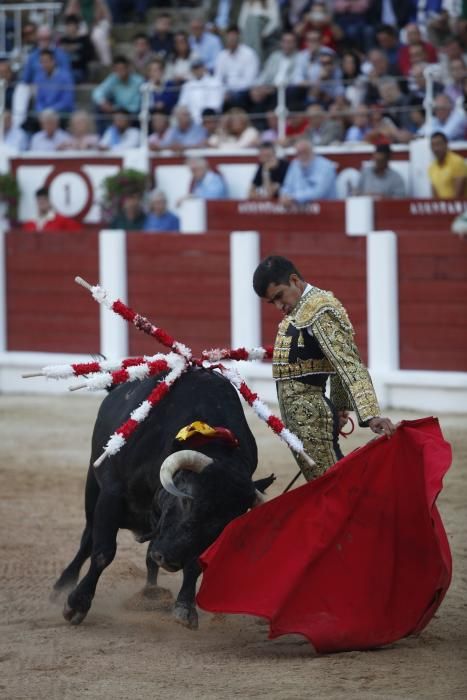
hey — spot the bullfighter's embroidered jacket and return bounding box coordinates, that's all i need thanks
[272,285,380,426]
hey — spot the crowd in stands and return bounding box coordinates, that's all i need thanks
[0,0,465,154]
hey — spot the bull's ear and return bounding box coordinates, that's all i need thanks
[253,473,276,493]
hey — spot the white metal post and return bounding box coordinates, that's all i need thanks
[229,231,261,349]
[98,230,129,358]
[367,230,399,374]
[0,229,7,353]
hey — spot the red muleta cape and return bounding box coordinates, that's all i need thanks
[196,418,452,653]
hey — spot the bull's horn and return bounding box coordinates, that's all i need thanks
[160,450,213,499]
[253,489,266,507]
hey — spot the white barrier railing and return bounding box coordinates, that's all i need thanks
[0,3,62,55]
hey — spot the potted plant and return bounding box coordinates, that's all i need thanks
[0,172,21,226]
[101,168,148,222]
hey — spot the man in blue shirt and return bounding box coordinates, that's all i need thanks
[92,55,144,133]
[34,49,75,116]
[187,157,228,199]
[144,190,180,232]
[162,105,206,151]
[189,17,223,73]
[21,24,71,84]
[280,139,337,206]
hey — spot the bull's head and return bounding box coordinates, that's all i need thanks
[150,450,272,572]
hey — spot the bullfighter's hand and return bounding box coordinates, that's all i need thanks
[337,410,350,430]
[368,416,397,437]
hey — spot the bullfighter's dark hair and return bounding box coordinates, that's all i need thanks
[253,256,303,298]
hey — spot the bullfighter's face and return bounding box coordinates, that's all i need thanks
[264,273,306,317]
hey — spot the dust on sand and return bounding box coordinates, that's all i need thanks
[0,394,466,700]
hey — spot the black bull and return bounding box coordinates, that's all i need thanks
[52,367,274,629]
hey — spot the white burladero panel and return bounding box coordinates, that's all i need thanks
[154,164,192,212]
[217,163,257,199]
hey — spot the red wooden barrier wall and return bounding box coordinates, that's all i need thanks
[397,230,467,371]
[375,199,466,232]
[126,234,231,358]
[6,231,100,353]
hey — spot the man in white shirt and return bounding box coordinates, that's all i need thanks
[177,58,224,124]
[29,109,69,152]
[214,24,259,105]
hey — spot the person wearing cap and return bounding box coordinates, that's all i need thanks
[355,144,406,198]
[176,57,224,123]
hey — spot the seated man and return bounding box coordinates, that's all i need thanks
[110,190,146,230]
[58,13,94,83]
[355,144,406,198]
[22,187,80,232]
[279,139,336,207]
[29,109,69,151]
[34,49,75,116]
[178,157,228,205]
[21,24,71,84]
[99,109,141,151]
[249,142,289,200]
[162,105,206,152]
[429,131,467,199]
[92,55,144,133]
[144,190,180,232]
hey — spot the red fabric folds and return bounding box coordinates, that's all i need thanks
[197,418,452,653]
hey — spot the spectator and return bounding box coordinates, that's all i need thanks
[208,107,260,149]
[374,24,401,72]
[341,50,365,107]
[377,77,412,130]
[279,139,336,206]
[0,59,17,111]
[9,21,37,74]
[345,105,371,142]
[29,109,69,151]
[364,103,400,144]
[206,0,243,32]
[257,31,299,87]
[165,31,194,85]
[189,17,223,73]
[2,110,28,151]
[398,22,438,76]
[162,105,206,151]
[214,25,259,102]
[355,144,406,197]
[22,186,80,232]
[363,48,402,105]
[182,157,228,201]
[428,131,467,199]
[249,141,289,199]
[199,107,221,146]
[332,0,373,52]
[131,33,156,76]
[110,191,146,230]
[177,58,224,123]
[445,57,467,103]
[295,2,342,50]
[99,109,141,151]
[146,58,178,115]
[292,28,329,85]
[307,51,344,107]
[366,0,412,32]
[64,0,113,68]
[238,0,281,63]
[279,111,309,147]
[304,103,344,145]
[420,93,467,140]
[143,190,180,232]
[59,110,99,150]
[150,12,175,61]
[58,14,94,83]
[21,25,71,84]
[34,49,75,116]
[407,62,443,102]
[92,55,144,133]
[148,108,171,150]
[106,0,151,24]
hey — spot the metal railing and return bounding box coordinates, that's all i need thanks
[0,3,62,55]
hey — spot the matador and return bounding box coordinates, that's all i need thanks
[253,255,396,480]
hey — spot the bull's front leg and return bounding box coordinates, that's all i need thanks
[63,488,123,625]
[173,559,201,630]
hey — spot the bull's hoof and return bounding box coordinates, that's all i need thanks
[173,603,198,630]
[63,591,91,625]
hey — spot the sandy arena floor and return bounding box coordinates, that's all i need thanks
[0,393,466,700]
